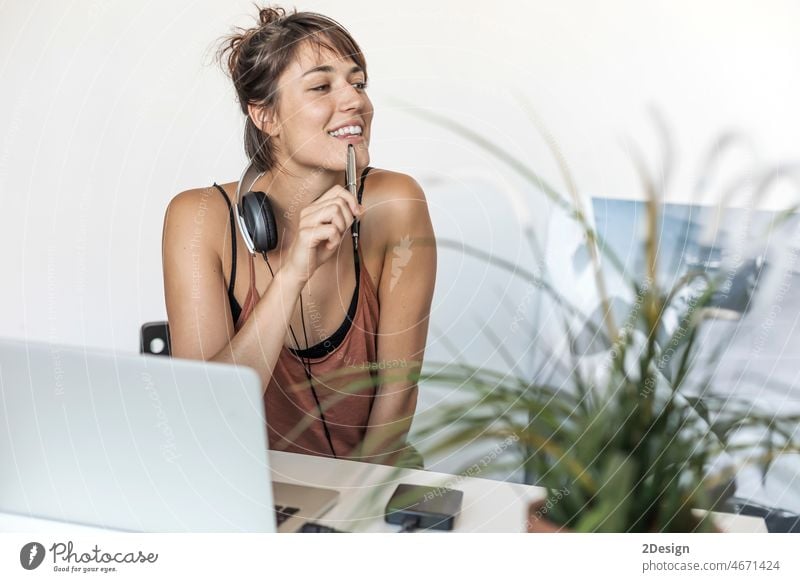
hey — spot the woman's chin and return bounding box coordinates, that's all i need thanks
[328,142,370,167]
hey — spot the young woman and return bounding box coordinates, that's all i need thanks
[162,6,436,467]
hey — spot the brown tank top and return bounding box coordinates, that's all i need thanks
[232,189,380,459]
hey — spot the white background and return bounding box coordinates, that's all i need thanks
[2,0,799,350]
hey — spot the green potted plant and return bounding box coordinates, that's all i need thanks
[398,103,800,532]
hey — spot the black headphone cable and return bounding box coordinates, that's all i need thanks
[261,252,338,459]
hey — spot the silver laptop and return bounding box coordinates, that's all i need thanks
[0,337,338,532]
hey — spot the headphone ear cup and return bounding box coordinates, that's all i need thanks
[240,191,278,253]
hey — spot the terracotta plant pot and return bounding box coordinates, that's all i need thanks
[526,499,569,533]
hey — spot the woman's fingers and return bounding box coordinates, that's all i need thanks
[300,199,353,234]
[302,185,363,218]
[299,223,339,249]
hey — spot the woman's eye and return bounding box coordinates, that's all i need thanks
[311,82,367,92]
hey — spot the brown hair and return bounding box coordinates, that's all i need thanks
[216,5,368,172]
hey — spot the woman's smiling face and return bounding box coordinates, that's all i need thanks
[260,39,373,172]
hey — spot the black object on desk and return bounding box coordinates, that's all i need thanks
[299,522,349,533]
[385,484,463,532]
[725,497,800,533]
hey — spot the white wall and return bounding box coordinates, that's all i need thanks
[2,0,799,351]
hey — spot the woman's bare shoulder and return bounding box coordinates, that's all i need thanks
[363,168,429,224]
[363,168,427,209]
[163,183,234,252]
[167,182,236,209]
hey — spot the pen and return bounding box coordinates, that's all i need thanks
[346,144,359,250]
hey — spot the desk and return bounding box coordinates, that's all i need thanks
[271,451,542,532]
[0,451,766,533]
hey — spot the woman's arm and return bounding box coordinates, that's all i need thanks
[161,188,306,389]
[359,175,437,465]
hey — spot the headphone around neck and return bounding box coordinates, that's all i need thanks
[234,162,279,254]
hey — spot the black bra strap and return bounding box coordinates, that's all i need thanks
[212,183,237,299]
[357,166,372,204]
[352,167,372,257]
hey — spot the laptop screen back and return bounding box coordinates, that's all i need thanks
[0,338,276,532]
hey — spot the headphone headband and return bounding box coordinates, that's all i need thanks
[234,160,277,255]
[235,160,265,207]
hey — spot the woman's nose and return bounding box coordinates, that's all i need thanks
[338,82,366,110]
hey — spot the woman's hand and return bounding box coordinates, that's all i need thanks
[282,185,364,283]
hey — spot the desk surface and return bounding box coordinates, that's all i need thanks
[270,451,543,532]
[0,451,766,533]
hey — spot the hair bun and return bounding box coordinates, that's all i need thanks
[258,6,286,26]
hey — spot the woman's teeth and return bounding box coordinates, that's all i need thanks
[328,125,363,137]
